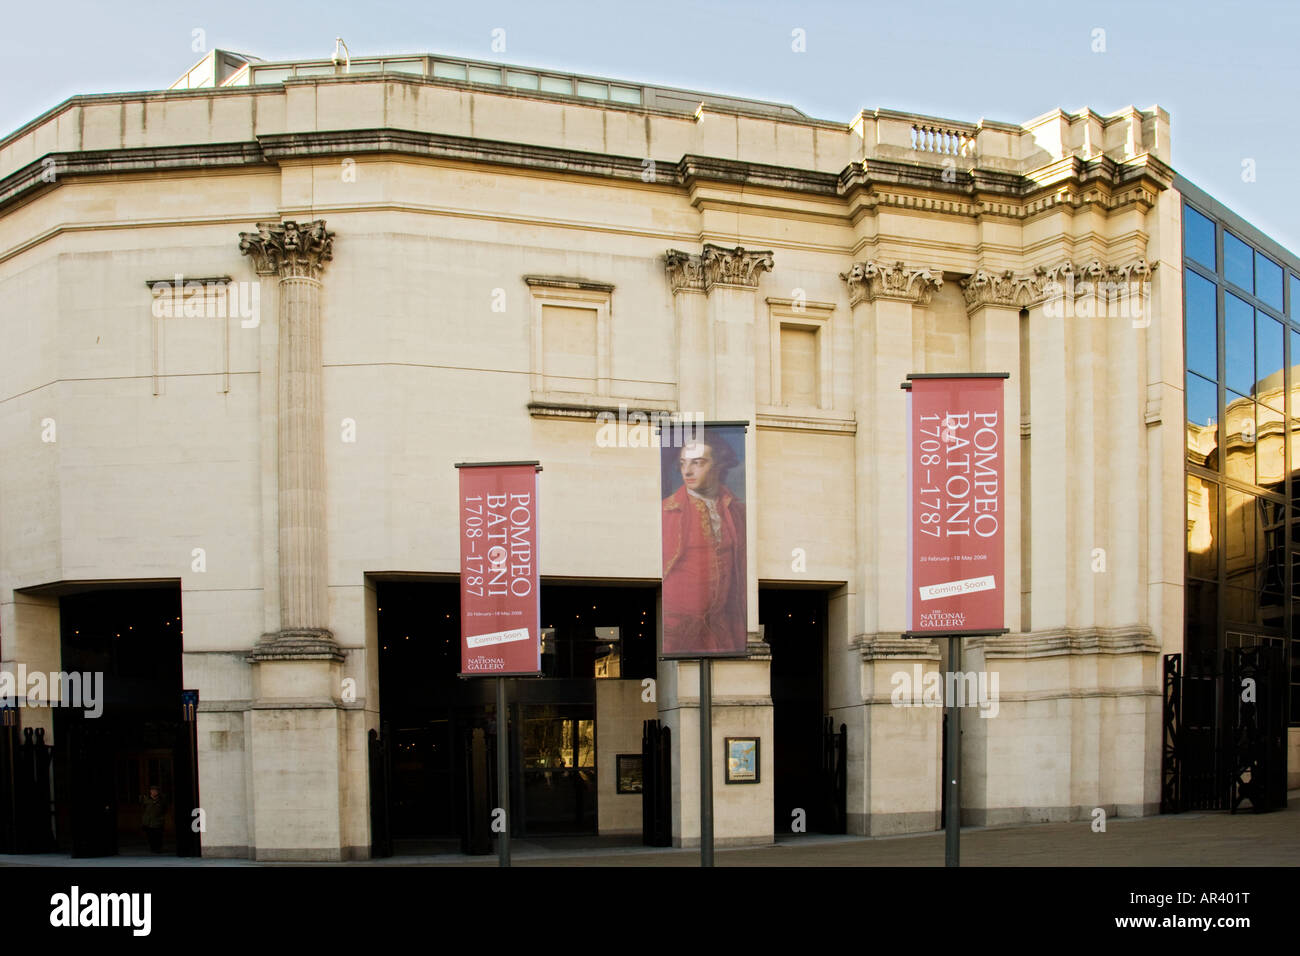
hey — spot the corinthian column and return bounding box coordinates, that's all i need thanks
[239,220,339,656]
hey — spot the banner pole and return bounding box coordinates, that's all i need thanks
[700,657,713,867]
[945,636,961,867]
[497,675,510,868]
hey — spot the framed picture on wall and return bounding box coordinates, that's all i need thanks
[724,737,760,784]
[616,754,643,794]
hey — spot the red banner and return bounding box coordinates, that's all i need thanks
[458,463,541,676]
[907,377,1005,633]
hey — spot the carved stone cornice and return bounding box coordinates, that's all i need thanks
[701,243,774,290]
[969,626,1160,660]
[840,260,944,307]
[851,634,942,661]
[664,249,705,294]
[0,125,1174,219]
[960,257,1158,312]
[239,220,334,279]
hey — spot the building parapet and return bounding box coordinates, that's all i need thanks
[1,50,1169,192]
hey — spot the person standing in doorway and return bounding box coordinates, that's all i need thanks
[141,785,168,853]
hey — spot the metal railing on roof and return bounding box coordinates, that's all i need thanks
[237,53,810,120]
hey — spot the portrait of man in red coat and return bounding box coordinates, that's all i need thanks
[661,429,747,657]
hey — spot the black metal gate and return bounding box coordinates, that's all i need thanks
[174,689,201,857]
[1161,648,1287,814]
[1224,647,1287,812]
[641,718,671,846]
[367,725,393,858]
[0,710,56,853]
[820,716,847,834]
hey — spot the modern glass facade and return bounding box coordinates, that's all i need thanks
[1180,178,1300,722]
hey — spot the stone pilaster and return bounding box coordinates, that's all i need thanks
[1104,258,1156,631]
[839,259,944,836]
[659,243,775,848]
[701,243,772,631]
[997,256,1157,636]
[960,272,1025,635]
[664,249,710,416]
[959,257,1162,825]
[1023,262,1073,633]
[841,260,943,638]
[958,268,1027,820]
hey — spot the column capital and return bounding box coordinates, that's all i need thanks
[960,268,1050,311]
[961,257,1158,314]
[664,249,706,294]
[840,260,943,307]
[666,244,775,293]
[700,243,774,291]
[239,220,334,279]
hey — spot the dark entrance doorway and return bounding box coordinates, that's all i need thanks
[51,585,187,857]
[375,579,655,853]
[762,586,835,834]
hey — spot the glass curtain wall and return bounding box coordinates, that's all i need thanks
[1183,195,1300,722]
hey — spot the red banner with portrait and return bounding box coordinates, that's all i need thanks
[660,423,749,658]
[906,376,1006,634]
[457,462,541,676]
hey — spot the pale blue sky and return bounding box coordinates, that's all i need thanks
[6,0,1298,253]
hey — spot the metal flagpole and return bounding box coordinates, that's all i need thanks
[945,637,960,867]
[497,676,510,868]
[700,658,714,867]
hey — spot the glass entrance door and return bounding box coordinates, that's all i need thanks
[519,704,595,834]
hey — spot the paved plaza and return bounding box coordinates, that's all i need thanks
[1,793,1295,867]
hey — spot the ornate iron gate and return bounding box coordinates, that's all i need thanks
[1162,648,1287,814]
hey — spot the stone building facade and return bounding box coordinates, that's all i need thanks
[0,48,1292,860]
